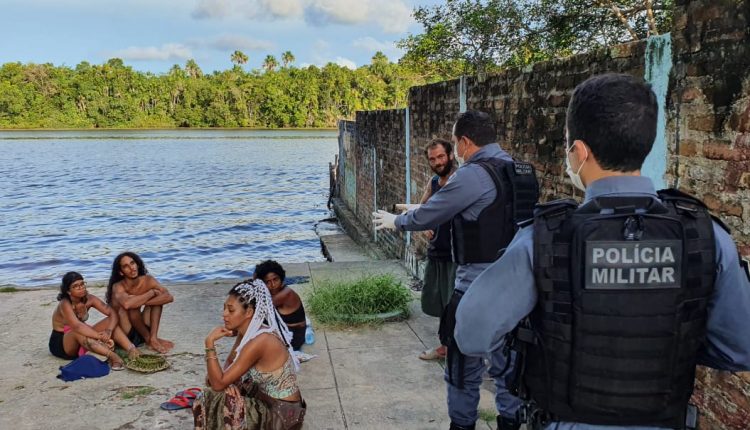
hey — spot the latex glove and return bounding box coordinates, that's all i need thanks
[393,203,421,213]
[372,210,397,231]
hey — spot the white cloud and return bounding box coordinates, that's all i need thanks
[191,0,234,19]
[352,36,403,59]
[259,0,304,18]
[334,57,357,69]
[205,34,275,51]
[191,0,413,33]
[305,0,368,25]
[109,43,192,61]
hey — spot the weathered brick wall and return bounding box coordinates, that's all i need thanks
[335,2,749,424]
[408,79,462,257]
[668,1,750,428]
[354,109,407,258]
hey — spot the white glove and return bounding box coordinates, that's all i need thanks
[393,203,421,213]
[372,210,398,231]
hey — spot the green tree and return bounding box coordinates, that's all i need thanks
[230,50,248,67]
[263,55,278,72]
[281,51,295,68]
[399,0,673,78]
[185,59,203,78]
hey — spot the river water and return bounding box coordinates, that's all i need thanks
[0,129,338,288]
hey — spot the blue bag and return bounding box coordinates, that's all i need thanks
[57,354,110,381]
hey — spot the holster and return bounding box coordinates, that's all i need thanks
[439,289,466,388]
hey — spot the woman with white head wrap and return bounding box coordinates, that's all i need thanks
[194,279,305,430]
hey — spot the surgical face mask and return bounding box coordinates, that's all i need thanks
[455,139,466,167]
[565,143,587,191]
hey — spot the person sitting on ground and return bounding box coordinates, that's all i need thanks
[106,251,174,354]
[194,279,305,430]
[50,271,141,370]
[254,260,306,351]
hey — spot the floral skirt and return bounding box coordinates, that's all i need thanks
[193,380,305,430]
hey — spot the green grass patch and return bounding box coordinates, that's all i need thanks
[0,287,19,293]
[307,274,411,326]
[119,386,156,400]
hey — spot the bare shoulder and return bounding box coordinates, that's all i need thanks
[145,275,165,289]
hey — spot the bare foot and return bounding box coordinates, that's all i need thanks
[157,338,174,351]
[127,347,142,360]
[148,339,168,354]
[108,352,125,371]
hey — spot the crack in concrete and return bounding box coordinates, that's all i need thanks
[324,329,348,429]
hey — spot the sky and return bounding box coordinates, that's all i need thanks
[0,0,441,74]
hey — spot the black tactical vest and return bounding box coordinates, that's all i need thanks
[427,175,453,261]
[451,158,539,264]
[523,189,717,428]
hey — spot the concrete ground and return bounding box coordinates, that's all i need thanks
[0,235,501,429]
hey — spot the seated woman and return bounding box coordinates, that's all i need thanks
[194,279,305,430]
[50,272,141,369]
[254,260,306,351]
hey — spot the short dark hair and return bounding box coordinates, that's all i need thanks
[566,73,658,172]
[424,138,452,158]
[453,110,496,146]
[254,260,286,283]
[106,251,147,304]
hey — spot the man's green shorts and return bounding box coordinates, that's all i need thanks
[421,258,457,318]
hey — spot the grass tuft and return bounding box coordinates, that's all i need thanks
[0,287,19,293]
[120,386,156,400]
[307,274,411,326]
[479,408,496,423]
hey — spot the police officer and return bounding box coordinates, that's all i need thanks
[455,73,750,430]
[373,110,539,430]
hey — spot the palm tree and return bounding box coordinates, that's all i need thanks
[281,51,295,67]
[262,55,278,72]
[230,50,248,67]
[185,59,203,78]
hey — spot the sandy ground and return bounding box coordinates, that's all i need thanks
[0,260,500,430]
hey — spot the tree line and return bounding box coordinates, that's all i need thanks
[0,1,673,129]
[0,52,430,129]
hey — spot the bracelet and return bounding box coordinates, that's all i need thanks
[206,356,219,361]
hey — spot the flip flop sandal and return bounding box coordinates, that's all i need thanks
[175,387,202,400]
[419,348,446,360]
[109,360,125,371]
[160,395,193,411]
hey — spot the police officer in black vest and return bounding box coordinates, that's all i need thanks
[374,111,539,429]
[454,73,750,429]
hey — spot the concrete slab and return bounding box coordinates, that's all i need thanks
[320,234,370,262]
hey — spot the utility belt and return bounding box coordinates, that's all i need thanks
[439,289,466,388]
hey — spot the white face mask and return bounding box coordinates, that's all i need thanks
[455,138,465,166]
[565,143,587,191]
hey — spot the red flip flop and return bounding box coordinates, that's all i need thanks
[160,395,193,410]
[177,387,202,400]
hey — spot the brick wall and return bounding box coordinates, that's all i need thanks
[333,2,749,425]
[669,1,750,428]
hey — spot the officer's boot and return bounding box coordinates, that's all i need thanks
[497,415,520,430]
[448,422,475,430]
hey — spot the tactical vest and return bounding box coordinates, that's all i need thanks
[523,189,717,428]
[427,175,453,261]
[451,157,539,264]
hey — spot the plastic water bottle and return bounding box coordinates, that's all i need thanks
[304,317,315,345]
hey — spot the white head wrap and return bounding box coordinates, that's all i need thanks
[230,279,300,371]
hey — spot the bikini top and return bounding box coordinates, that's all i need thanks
[280,302,305,325]
[244,355,299,399]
